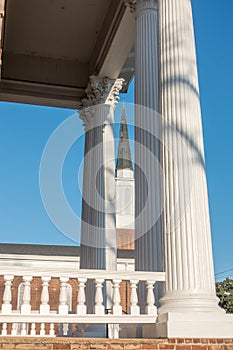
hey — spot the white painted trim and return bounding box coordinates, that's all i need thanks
[0,314,157,324]
[0,266,165,282]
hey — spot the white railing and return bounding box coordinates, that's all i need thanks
[0,268,165,338]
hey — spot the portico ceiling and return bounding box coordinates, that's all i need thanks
[0,0,135,108]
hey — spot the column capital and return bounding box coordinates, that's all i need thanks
[125,0,158,13]
[82,75,124,108]
[80,76,124,130]
[79,105,95,131]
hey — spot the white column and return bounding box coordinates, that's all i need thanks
[158,0,221,315]
[80,76,124,271]
[21,276,32,314]
[0,0,5,80]
[125,0,233,338]
[125,0,163,316]
[127,0,163,276]
[58,277,69,314]
[80,77,123,314]
[2,275,13,314]
[79,106,97,269]
[40,276,51,314]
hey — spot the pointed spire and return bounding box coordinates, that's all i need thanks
[116,104,133,172]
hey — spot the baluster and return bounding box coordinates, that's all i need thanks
[30,323,36,336]
[76,278,87,315]
[49,323,55,336]
[130,280,140,315]
[40,276,51,314]
[11,323,16,336]
[21,323,27,336]
[2,275,14,314]
[40,323,45,336]
[108,324,120,339]
[112,279,122,315]
[145,280,157,316]
[94,279,104,315]
[2,323,7,336]
[63,323,68,336]
[21,276,32,314]
[58,277,69,314]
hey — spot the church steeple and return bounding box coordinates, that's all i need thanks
[115,104,135,249]
[116,104,133,173]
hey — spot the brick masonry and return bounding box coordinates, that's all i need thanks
[0,337,233,350]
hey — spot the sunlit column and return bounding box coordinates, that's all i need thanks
[158,0,221,314]
[126,0,163,277]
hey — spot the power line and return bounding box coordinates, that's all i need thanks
[215,267,233,276]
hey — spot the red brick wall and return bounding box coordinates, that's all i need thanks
[0,337,232,350]
[117,229,135,250]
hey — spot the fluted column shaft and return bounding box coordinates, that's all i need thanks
[102,105,118,271]
[132,0,163,275]
[80,76,123,271]
[159,0,220,313]
[80,106,105,270]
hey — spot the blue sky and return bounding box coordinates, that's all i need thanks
[0,0,233,280]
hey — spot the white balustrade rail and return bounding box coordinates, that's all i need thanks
[0,268,165,338]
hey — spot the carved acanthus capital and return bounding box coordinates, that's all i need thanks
[80,76,124,130]
[106,78,125,107]
[79,105,95,132]
[83,76,124,108]
[125,0,158,13]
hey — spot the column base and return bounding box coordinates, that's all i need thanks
[158,292,223,314]
[142,312,233,338]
